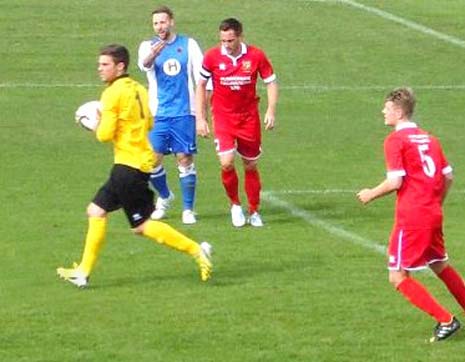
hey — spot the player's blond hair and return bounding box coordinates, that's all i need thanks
[385,87,416,119]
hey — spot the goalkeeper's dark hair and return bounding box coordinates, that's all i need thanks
[385,87,416,119]
[100,44,130,72]
[219,18,243,36]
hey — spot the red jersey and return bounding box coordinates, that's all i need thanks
[200,43,276,115]
[384,122,452,229]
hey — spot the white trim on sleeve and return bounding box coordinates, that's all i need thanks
[442,165,453,175]
[386,170,406,179]
[263,74,276,84]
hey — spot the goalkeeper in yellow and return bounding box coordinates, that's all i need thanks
[57,44,212,287]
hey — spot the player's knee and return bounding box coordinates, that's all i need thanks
[132,226,144,235]
[178,163,196,177]
[86,203,106,218]
[132,221,147,235]
[388,271,406,288]
[430,260,448,275]
[243,161,258,171]
[220,161,235,171]
[177,154,194,168]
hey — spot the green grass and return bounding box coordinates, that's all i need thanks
[2,0,465,361]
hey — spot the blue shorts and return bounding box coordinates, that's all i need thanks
[149,115,197,155]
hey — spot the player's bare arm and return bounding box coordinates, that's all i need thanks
[357,176,402,204]
[195,79,210,137]
[264,81,278,130]
[442,173,453,204]
[142,41,167,68]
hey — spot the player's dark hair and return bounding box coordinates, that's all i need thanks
[100,44,130,72]
[219,18,243,36]
[152,5,174,18]
[385,87,416,119]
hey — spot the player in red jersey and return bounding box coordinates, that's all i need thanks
[357,87,465,342]
[195,18,278,227]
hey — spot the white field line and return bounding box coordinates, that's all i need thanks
[3,83,465,92]
[280,84,465,92]
[268,189,356,195]
[0,83,99,88]
[338,0,465,49]
[268,189,465,195]
[261,191,387,254]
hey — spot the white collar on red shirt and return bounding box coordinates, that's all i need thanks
[395,121,417,131]
[221,42,247,61]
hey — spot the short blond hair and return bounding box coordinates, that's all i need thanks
[385,87,416,119]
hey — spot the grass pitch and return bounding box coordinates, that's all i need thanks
[2,0,465,361]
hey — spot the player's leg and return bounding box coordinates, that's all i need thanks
[219,151,245,227]
[148,120,174,220]
[242,158,262,227]
[135,221,212,281]
[176,153,197,224]
[56,204,108,288]
[427,228,465,311]
[390,270,452,324]
[56,172,120,287]
[432,262,465,311]
[237,125,263,226]
[150,154,171,199]
[388,228,459,341]
[122,166,212,281]
[214,127,245,227]
[171,116,198,224]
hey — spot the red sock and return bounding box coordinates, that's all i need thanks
[397,277,452,323]
[221,168,240,205]
[438,265,465,311]
[245,169,261,213]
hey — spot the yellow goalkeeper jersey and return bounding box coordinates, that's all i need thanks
[97,75,155,173]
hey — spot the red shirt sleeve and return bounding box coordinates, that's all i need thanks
[384,134,405,176]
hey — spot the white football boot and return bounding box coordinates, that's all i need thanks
[248,212,264,227]
[195,242,213,282]
[230,204,246,227]
[182,209,197,225]
[56,263,89,288]
[151,191,175,220]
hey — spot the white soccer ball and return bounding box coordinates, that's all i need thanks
[75,100,101,131]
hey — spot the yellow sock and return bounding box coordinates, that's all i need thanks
[142,220,200,256]
[79,216,107,275]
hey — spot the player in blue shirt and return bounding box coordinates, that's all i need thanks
[138,5,203,224]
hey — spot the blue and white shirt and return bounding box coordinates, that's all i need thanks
[138,34,203,118]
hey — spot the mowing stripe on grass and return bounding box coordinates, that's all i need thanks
[338,0,465,49]
[262,191,386,254]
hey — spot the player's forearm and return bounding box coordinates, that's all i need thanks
[357,177,402,204]
[195,84,207,120]
[266,81,278,113]
[372,178,401,199]
[442,173,453,203]
[142,53,156,69]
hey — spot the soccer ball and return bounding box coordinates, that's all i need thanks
[75,100,101,131]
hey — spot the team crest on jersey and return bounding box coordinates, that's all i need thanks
[163,58,181,76]
[241,61,252,71]
[219,63,226,70]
